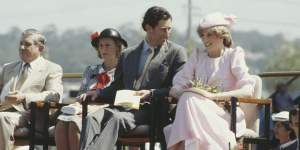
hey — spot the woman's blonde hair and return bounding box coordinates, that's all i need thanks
[197,25,233,48]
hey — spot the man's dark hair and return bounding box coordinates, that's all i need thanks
[142,6,172,31]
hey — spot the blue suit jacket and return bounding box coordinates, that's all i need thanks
[99,40,187,101]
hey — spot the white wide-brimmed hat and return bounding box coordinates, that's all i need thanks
[272,111,290,122]
[198,12,236,29]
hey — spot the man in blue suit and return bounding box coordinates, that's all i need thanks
[80,6,187,150]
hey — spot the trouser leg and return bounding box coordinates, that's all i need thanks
[86,113,122,150]
[80,106,148,150]
[0,112,23,150]
[80,108,105,150]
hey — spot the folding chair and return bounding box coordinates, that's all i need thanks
[230,75,272,149]
[14,101,63,150]
[82,94,170,150]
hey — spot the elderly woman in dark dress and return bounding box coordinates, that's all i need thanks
[55,28,127,150]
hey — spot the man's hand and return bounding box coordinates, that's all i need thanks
[5,93,25,104]
[136,90,151,102]
[78,90,98,102]
[169,87,183,98]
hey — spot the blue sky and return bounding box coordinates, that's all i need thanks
[1,0,299,39]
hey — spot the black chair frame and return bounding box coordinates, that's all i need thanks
[81,94,169,150]
[230,97,271,149]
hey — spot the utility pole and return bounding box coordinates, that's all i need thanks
[186,0,192,41]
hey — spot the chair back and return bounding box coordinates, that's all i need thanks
[239,75,262,135]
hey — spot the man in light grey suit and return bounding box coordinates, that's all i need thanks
[0,29,63,150]
[80,6,187,150]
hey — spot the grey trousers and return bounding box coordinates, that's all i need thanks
[80,105,150,150]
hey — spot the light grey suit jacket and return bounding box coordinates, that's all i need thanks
[0,57,63,111]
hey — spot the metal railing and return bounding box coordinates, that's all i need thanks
[258,71,300,148]
[62,73,82,78]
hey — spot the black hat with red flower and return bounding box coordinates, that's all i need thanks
[90,28,128,49]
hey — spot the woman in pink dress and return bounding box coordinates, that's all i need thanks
[164,12,256,150]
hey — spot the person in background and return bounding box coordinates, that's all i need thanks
[272,111,297,150]
[80,6,187,150]
[164,12,256,150]
[0,28,63,150]
[289,109,299,149]
[272,83,295,113]
[260,83,295,149]
[55,28,127,150]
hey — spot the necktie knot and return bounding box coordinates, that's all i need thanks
[24,63,29,68]
[148,48,154,54]
[23,63,30,71]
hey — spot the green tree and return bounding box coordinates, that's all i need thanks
[263,43,300,93]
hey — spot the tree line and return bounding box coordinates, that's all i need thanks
[1,24,299,94]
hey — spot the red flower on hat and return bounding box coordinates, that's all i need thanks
[94,72,111,89]
[90,32,100,41]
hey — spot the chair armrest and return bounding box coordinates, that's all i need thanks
[30,101,51,147]
[230,97,271,141]
[30,101,66,134]
[81,96,113,129]
[33,101,67,109]
[233,97,271,105]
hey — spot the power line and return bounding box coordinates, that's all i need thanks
[252,0,300,5]
[274,0,300,5]
[239,18,300,28]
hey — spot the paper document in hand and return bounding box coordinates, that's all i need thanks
[114,90,141,109]
[0,96,21,112]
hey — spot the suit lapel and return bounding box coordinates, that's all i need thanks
[155,41,169,62]
[20,58,45,91]
[136,41,170,89]
[130,41,144,79]
[6,62,25,111]
[8,62,22,91]
[148,41,169,70]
